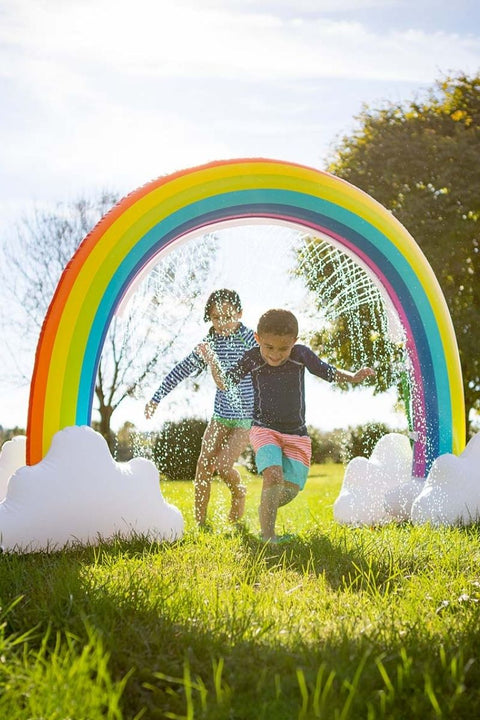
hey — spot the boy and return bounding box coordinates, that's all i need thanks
[198,309,375,542]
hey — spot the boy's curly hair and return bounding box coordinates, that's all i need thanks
[257,309,298,337]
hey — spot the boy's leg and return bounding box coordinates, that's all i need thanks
[259,465,285,541]
[250,427,287,540]
[252,428,310,540]
[259,468,299,540]
[278,482,299,508]
[251,427,306,539]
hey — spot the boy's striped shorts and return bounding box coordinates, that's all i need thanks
[249,426,312,489]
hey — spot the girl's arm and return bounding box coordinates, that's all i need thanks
[145,400,157,419]
[144,350,205,418]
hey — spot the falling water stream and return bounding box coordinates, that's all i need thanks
[110,223,409,525]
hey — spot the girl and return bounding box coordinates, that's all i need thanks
[145,289,256,526]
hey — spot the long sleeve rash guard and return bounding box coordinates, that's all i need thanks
[152,323,257,420]
[226,344,337,435]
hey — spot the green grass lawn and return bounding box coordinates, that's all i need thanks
[161,462,346,536]
[1,463,480,719]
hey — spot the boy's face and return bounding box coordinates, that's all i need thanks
[255,332,297,366]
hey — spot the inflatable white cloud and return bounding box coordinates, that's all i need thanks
[334,433,414,526]
[383,475,425,523]
[0,426,183,552]
[0,435,26,501]
[411,433,480,526]
[334,431,480,527]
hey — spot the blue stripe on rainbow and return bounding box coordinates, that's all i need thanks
[27,160,464,475]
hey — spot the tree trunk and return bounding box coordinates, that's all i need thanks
[98,404,115,454]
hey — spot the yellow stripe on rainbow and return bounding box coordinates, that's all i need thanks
[27,159,465,475]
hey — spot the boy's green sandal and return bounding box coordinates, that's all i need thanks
[260,533,296,545]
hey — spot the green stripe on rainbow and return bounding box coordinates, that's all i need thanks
[26,158,465,477]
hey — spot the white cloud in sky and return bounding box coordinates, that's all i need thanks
[2,0,478,84]
[202,0,399,9]
[1,0,477,208]
[2,0,478,171]
[0,0,479,431]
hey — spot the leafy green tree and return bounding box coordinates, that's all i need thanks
[326,73,480,436]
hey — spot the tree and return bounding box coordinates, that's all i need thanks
[1,194,118,383]
[325,72,480,436]
[1,195,217,450]
[295,236,406,398]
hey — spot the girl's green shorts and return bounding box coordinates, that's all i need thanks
[212,416,252,429]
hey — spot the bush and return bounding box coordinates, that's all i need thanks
[153,417,208,481]
[146,420,396,481]
[0,425,25,446]
[343,422,394,462]
[113,421,136,461]
[308,426,345,464]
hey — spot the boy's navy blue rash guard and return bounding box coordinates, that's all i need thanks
[226,344,337,436]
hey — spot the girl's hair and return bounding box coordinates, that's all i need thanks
[203,289,242,322]
[257,309,298,337]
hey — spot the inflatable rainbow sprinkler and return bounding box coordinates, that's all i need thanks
[27,158,465,478]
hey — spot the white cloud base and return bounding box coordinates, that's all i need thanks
[334,432,480,527]
[3,427,478,549]
[0,426,183,552]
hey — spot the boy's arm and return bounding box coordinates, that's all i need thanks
[196,342,252,390]
[335,367,376,384]
[300,345,375,385]
[196,343,227,390]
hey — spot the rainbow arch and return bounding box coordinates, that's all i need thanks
[27,158,465,476]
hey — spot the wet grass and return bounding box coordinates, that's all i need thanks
[0,464,480,718]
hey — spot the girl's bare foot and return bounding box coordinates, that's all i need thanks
[228,484,246,522]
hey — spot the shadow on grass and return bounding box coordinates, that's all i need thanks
[234,524,417,596]
[1,534,480,719]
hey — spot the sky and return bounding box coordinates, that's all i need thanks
[1,0,479,433]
